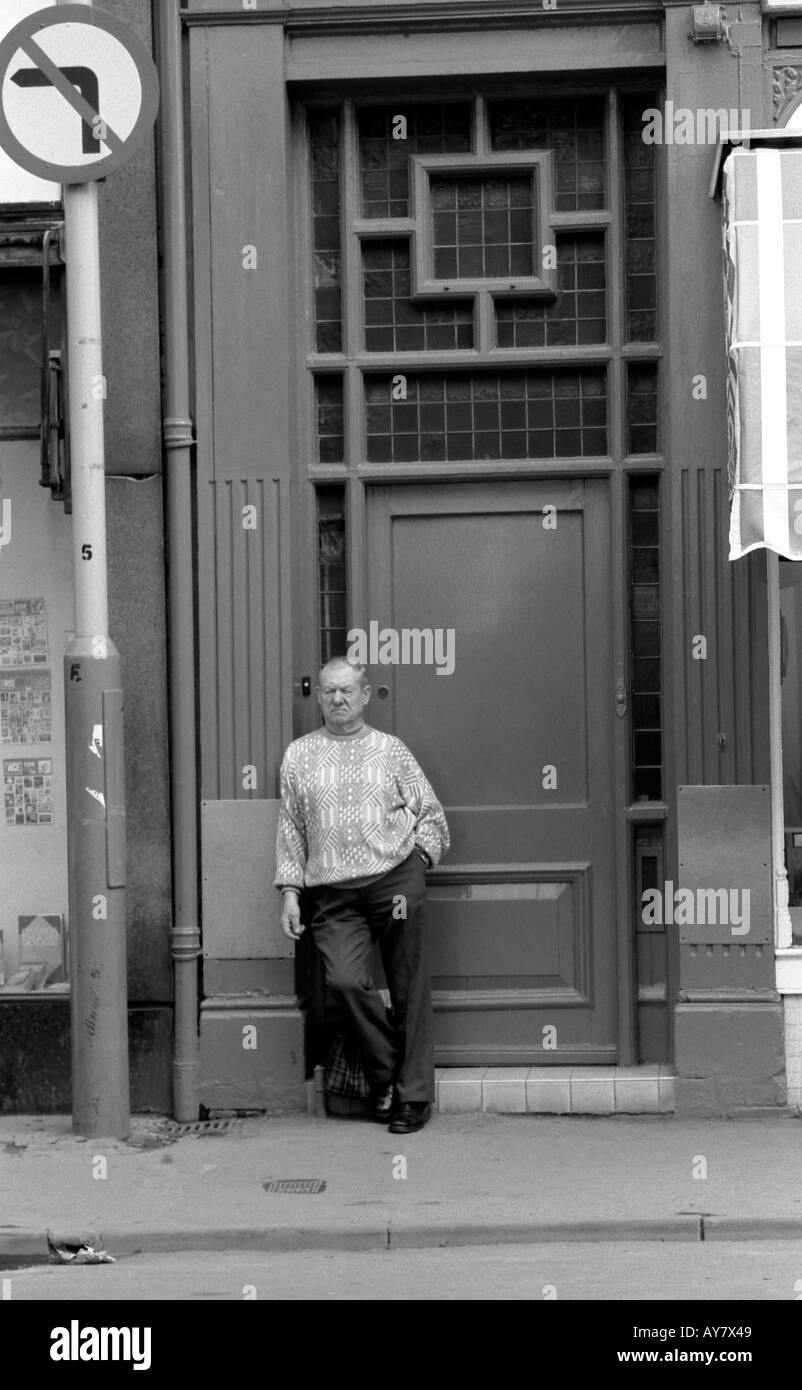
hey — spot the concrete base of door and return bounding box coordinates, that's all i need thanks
[199,997,307,1113]
[673,999,787,1116]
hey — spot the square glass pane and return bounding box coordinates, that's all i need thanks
[430,174,534,280]
[362,240,474,352]
[358,103,472,218]
[488,98,606,211]
[494,233,606,347]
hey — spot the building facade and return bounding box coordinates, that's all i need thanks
[2,0,802,1119]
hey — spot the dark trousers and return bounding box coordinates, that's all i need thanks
[309,851,434,1103]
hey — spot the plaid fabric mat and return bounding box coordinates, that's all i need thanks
[324,990,394,1097]
[324,1031,370,1098]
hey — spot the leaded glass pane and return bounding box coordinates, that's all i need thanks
[431,174,534,279]
[629,475,662,800]
[362,241,474,351]
[488,98,606,211]
[358,103,472,219]
[622,96,658,342]
[310,110,343,353]
[318,487,347,664]
[365,369,607,462]
[316,375,344,462]
[496,233,606,347]
[627,362,659,453]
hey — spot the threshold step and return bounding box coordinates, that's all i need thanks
[434,1066,675,1115]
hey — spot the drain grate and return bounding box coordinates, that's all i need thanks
[167,1119,241,1136]
[263,1178,327,1195]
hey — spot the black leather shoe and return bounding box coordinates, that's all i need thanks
[371,1084,396,1121]
[388,1101,431,1134]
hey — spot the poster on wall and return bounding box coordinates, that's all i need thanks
[0,669,52,743]
[0,597,47,667]
[3,756,53,824]
[19,913,67,984]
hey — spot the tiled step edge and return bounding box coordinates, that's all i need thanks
[434,1067,675,1115]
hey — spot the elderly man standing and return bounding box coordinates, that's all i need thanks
[275,657,449,1133]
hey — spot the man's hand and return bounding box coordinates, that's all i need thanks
[280,890,305,941]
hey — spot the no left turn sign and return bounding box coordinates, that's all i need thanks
[0,4,159,184]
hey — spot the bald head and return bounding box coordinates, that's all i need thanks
[319,657,368,688]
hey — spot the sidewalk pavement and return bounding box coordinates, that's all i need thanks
[2,1109,802,1262]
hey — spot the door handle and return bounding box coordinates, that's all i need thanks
[615,679,627,719]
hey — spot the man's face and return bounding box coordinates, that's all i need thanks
[317,666,371,732]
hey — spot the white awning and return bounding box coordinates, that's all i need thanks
[722,141,802,559]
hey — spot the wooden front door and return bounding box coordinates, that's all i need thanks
[364,477,618,1064]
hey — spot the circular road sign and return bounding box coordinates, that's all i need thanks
[0,4,159,184]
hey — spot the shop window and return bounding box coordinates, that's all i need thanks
[0,268,62,435]
[779,566,802,943]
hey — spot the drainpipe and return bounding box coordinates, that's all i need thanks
[153,0,200,1120]
[768,552,793,951]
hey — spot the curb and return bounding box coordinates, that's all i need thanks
[5,1215,802,1260]
[701,1217,802,1240]
[386,1219,702,1246]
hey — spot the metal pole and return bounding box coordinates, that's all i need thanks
[154,0,200,1120]
[62,0,128,1139]
[767,551,793,950]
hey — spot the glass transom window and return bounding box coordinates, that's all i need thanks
[305,90,661,470]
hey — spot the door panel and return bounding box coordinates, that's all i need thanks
[364,479,616,1064]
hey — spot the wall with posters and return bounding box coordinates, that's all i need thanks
[0,439,73,985]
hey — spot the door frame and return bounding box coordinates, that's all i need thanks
[287,80,673,1066]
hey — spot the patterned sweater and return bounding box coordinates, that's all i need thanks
[274,724,450,889]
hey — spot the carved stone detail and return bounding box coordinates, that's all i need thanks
[773,66,802,122]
